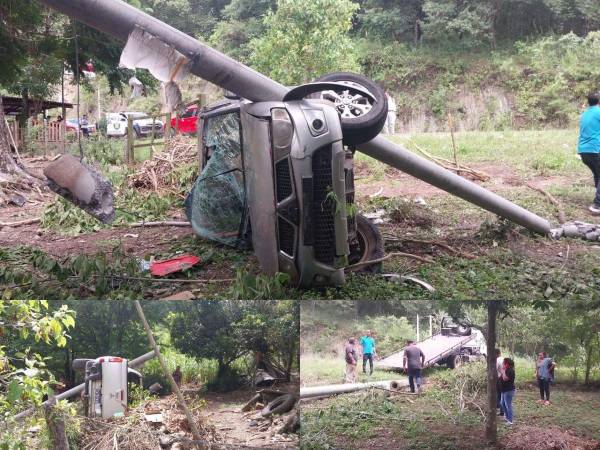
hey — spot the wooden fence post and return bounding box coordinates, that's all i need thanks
[150,115,156,159]
[164,112,172,152]
[126,115,134,163]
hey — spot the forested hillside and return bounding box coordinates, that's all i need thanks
[3,0,600,131]
[136,0,600,130]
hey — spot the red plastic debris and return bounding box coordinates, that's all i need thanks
[150,255,200,277]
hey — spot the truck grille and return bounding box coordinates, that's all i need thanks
[277,217,295,256]
[345,166,356,233]
[275,158,292,202]
[311,145,335,265]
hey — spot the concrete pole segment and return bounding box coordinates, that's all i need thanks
[300,379,408,399]
[358,136,552,234]
[40,0,288,102]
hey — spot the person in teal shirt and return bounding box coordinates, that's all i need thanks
[578,92,600,214]
[360,330,376,375]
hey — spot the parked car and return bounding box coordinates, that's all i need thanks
[170,104,198,134]
[65,118,96,135]
[106,111,164,138]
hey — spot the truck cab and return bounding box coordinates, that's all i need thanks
[185,93,382,288]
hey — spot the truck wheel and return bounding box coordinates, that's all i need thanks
[260,394,296,418]
[312,72,388,146]
[347,214,384,273]
[447,354,462,369]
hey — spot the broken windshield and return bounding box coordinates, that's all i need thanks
[185,112,246,246]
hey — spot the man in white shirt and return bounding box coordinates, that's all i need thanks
[383,93,397,134]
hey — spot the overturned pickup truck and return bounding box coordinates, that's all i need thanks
[377,317,486,371]
[185,75,388,288]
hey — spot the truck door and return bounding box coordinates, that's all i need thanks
[185,111,246,246]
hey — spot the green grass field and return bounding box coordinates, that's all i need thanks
[300,358,600,450]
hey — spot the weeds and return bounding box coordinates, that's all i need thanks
[42,189,176,235]
[227,270,291,300]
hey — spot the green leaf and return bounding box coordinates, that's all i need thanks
[7,380,22,404]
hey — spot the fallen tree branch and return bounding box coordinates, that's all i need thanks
[406,139,490,182]
[525,182,566,224]
[133,300,205,449]
[384,236,477,260]
[69,275,234,284]
[346,251,433,270]
[0,217,41,227]
[129,220,191,228]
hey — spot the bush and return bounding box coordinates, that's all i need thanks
[431,361,486,414]
[68,135,125,166]
[139,348,219,394]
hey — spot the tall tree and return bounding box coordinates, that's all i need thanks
[250,0,360,85]
[358,0,425,44]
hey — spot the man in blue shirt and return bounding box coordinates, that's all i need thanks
[578,92,600,214]
[360,330,376,376]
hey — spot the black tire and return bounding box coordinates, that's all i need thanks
[260,394,297,418]
[312,72,388,146]
[347,214,385,273]
[451,325,471,336]
[133,126,141,139]
[447,354,462,369]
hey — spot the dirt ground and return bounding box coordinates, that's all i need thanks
[354,160,578,200]
[1,155,599,300]
[2,158,593,260]
[201,387,299,449]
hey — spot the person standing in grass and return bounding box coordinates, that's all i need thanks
[403,340,425,393]
[500,358,516,426]
[577,91,600,215]
[496,349,504,417]
[360,330,376,376]
[344,337,358,383]
[536,352,556,405]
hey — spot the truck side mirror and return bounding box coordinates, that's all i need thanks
[72,358,93,371]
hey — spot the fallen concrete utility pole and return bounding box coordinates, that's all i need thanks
[38,0,552,236]
[13,350,156,421]
[300,379,408,399]
[358,136,551,235]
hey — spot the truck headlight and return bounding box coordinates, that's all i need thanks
[271,108,294,150]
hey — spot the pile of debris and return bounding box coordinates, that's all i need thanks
[127,136,197,194]
[502,425,600,450]
[78,393,218,450]
[241,389,299,438]
[552,221,600,242]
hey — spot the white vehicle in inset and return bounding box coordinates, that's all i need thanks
[106,111,164,138]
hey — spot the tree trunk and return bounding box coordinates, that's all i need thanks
[485,301,498,444]
[584,337,594,386]
[44,397,69,450]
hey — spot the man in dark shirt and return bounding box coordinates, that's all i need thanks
[344,338,357,383]
[403,340,425,393]
[172,366,182,388]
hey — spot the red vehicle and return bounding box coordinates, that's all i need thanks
[170,104,198,134]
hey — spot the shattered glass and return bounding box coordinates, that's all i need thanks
[185,112,246,246]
